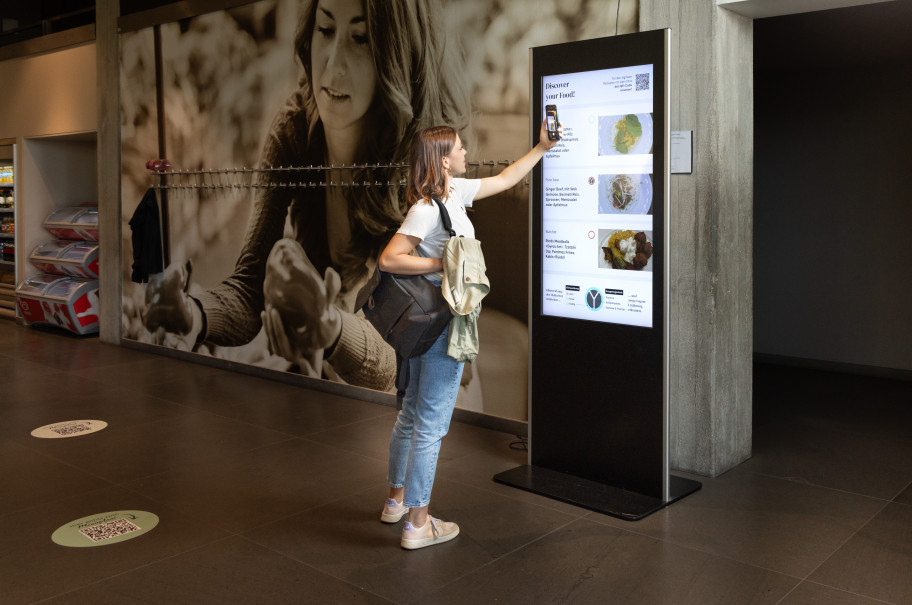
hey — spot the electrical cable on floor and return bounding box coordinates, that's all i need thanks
[509,435,528,451]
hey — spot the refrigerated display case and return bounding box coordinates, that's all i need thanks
[29,240,99,279]
[15,274,99,335]
[43,206,98,241]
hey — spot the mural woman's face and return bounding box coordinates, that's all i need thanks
[311,0,377,135]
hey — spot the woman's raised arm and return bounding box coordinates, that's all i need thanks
[475,119,561,200]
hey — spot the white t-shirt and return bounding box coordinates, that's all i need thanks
[397,178,481,274]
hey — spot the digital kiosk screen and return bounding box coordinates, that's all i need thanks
[510,30,685,512]
[541,64,655,328]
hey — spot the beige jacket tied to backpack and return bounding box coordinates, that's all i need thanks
[441,236,489,362]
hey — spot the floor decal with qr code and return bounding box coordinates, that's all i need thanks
[52,511,159,547]
[31,420,108,439]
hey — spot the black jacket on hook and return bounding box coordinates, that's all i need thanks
[129,188,164,283]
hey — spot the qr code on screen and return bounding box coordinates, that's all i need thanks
[636,73,650,91]
[79,518,141,542]
[51,424,93,436]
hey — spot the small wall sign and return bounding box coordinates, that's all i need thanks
[671,130,693,174]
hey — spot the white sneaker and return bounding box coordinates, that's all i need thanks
[400,516,459,550]
[380,499,409,523]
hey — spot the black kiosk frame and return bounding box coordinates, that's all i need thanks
[494,30,701,520]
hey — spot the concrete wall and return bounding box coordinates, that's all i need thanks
[640,2,754,476]
[97,0,121,344]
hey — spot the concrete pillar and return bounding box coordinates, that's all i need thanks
[96,0,122,344]
[641,2,753,476]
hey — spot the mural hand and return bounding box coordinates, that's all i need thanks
[313,266,343,349]
[262,305,323,377]
[262,305,295,360]
[143,260,196,335]
[263,238,342,355]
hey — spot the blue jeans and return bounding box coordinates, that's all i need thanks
[388,324,464,508]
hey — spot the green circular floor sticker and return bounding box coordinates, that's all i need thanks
[32,420,107,439]
[52,511,159,547]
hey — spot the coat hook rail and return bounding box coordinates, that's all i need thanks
[146,159,523,192]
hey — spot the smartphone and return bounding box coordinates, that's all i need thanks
[545,104,560,140]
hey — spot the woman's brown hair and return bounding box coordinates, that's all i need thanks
[406,126,457,207]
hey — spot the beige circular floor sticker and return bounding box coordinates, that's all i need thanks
[52,511,159,547]
[31,420,107,439]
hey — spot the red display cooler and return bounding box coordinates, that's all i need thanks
[29,240,99,279]
[15,274,100,335]
[43,206,99,241]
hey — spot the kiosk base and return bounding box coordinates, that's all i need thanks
[493,465,702,521]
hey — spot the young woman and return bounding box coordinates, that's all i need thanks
[379,121,560,549]
[142,0,470,389]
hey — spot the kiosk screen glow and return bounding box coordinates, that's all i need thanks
[541,64,655,328]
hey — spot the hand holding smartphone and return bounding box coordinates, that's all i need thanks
[546,104,560,140]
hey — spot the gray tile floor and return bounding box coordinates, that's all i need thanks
[1,320,910,604]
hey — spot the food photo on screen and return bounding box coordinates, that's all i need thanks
[597,113,653,155]
[598,229,654,271]
[597,173,653,214]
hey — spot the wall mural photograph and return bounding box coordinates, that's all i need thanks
[120,0,637,422]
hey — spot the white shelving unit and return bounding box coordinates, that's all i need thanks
[18,131,97,273]
[0,132,97,324]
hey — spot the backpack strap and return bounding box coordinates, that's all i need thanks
[432,198,457,237]
[395,352,409,410]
